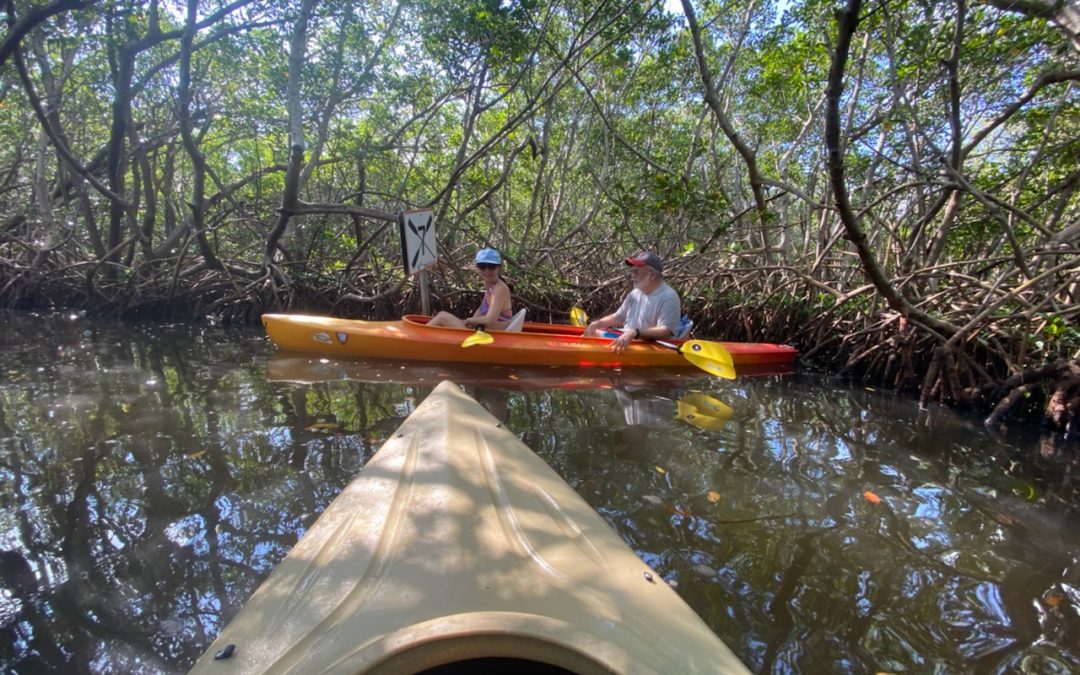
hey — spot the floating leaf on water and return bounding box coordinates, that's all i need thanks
[306,422,340,432]
[660,503,692,517]
[642,495,662,505]
[1042,590,1065,608]
[1010,480,1037,501]
[508,374,519,380]
[992,511,1021,526]
[655,465,667,475]
[694,564,717,578]
[707,491,721,503]
[863,490,882,505]
[187,450,206,459]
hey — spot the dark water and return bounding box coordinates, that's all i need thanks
[1,312,1077,673]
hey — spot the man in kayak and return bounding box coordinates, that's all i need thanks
[428,248,515,330]
[583,251,681,354]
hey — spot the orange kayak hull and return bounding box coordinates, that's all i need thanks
[261,313,798,369]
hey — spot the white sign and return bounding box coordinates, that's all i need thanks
[398,209,437,275]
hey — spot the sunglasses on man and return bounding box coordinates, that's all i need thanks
[477,263,500,270]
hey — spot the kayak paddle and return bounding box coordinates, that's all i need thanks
[461,326,494,347]
[570,306,589,327]
[569,306,736,379]
[673,340,736,380]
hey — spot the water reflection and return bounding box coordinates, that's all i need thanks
[264,352,705,391]
[1,312,1078,674]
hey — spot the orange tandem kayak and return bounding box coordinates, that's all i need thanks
[261,313,797,370]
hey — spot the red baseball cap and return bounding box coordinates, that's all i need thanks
[625,251,663,273]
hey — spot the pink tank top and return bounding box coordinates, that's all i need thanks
[480,287,513,321]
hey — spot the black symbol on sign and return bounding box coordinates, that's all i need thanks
[409,214,435,270]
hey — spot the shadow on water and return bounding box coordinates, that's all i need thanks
[0,311,1077,673]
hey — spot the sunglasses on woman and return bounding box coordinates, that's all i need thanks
[477,263,499,270]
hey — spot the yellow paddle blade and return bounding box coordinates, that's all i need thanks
[570,306,589,327]
[678,340,736,380]
[461,329,494,347]
[676,393,733,432]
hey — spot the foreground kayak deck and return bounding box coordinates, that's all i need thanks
[261,313,797,370]
[191,381,748,674]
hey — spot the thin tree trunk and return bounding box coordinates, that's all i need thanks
[681,0,774,263]
[264,0,317,268]
[179,0,222,272]
[826,0,957,339]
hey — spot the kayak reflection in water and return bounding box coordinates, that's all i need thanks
[614,385,733,433]
[612,387,732,467]
[614,386,678,429]
[428,248,514,331]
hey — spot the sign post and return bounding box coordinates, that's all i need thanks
[398,209,437,315]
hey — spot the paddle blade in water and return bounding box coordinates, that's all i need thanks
[676,393,733,432]
[570,306,589,327]
[678,340,736,380]
[461,329,494,347]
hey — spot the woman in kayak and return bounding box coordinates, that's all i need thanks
[428,248,514,330]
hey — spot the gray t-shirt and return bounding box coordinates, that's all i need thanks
[613,281,681,337]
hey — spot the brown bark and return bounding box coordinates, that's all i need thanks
[0,0,96,68]
[982,0,1080,52]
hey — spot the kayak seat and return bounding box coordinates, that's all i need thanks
[505,308,527,332]
[674,315,693,339]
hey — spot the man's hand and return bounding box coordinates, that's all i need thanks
[611,328,636,354]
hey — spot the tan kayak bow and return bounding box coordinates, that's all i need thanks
[191,381,748,674]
